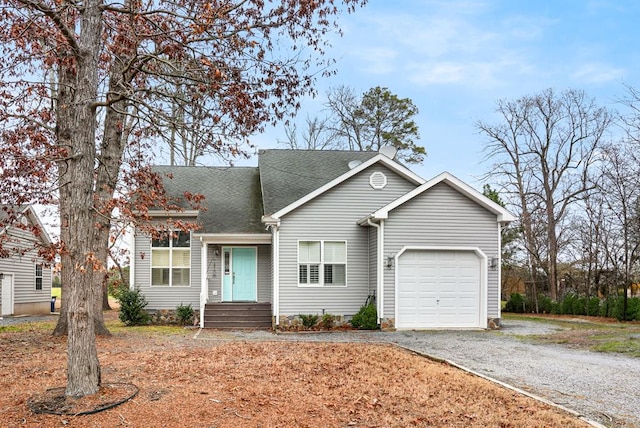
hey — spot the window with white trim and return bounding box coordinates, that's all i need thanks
[151,231,190,286]
[298,241,346,286]
[35,264,43,291]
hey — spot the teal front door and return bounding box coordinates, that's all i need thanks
[222,247,257,301]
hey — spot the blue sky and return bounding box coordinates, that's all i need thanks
[248,0,640,189]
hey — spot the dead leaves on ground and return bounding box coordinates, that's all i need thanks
[0,328,591,427]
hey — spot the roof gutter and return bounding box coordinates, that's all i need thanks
[144,210,200,217]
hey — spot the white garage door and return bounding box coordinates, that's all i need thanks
[397,250,481,328]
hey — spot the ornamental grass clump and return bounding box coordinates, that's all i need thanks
[176,303,195,325]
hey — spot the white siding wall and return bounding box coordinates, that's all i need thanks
[278,165,417,317]
[0,226,52,315]
[382,182,501,318]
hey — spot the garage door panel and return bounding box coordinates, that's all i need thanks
[397,250,482,329]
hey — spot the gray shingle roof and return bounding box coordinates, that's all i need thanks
[153,166,266,234]
[258,149,378,215]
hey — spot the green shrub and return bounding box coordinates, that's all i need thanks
[560,293,573,314]
[537,295,555,314]
[107,268,130,298]
[627,297,640,321]
[615,296,640,321]
[587,297,601,316]
[504,293,527,313]
[350,303,378,330]
[299,314,319,329]
[574,296,588,315]
[176,303,195,325]
[117,287,151,326]
[321,313,335,329]
[600,296,615,318]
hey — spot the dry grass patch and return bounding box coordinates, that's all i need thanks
[506,313,640,357]
[0,323,591,427]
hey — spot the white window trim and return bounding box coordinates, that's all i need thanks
[297,240,347,288]
[35,264,43,291]
[150,230,192,287]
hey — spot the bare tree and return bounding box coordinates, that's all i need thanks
[597,142,640,317]
[278,115,341,150]
[479,88,612,301]
[281,85,426,163]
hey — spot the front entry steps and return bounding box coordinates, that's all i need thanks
[203,302,272,329]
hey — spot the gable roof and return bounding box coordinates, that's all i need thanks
[153,166,266,234]
[363,172,516,224]
[258,149,379,215]
[259,149,425,220]
[0,205,53,245]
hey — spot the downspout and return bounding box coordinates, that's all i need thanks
[367,218,384,324]
[497,223,503,320]
[199,237,208,328]
[129,227,136,290]
[272,223,280,325]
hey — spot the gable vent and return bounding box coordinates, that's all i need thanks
[369,172,387,189]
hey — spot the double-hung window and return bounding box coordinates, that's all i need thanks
[35,264,43,291]
[298,241,346,286]
[151,231,190,286]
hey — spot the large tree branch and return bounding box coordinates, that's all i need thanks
[16,0,80,54]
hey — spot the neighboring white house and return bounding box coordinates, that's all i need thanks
[131,149,515,329]
[0,205,53,316]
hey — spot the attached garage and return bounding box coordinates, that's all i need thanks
[396,249,486,329]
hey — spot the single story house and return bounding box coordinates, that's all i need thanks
[0,205,53,316]
[130,149,515,329]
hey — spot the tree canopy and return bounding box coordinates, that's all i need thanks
[280,85,425,163]
[0,0,366,398]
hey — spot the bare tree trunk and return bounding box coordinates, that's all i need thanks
[102,277,112,310]
[52,0,104,397]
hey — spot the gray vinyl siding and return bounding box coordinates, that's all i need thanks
[257,245,272,302]
[133,232,200,310]
[132,232,151,288]
[278,164,417,317]
[0,224,52,314]
[204,245,219,299]
[205,244,272,303]
[382,182,500,318]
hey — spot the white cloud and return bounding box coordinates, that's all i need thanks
[353,47,398,75]
[571,63,626,84]
[405,56,535,88]
[341,1,545,89]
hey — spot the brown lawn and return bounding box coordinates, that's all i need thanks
[1,315,591,428]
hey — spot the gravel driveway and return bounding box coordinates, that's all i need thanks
[379,324,638,428]
[197,319,638,427]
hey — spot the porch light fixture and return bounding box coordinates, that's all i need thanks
[489,257,498,270]
[385,256,394,269]
[0,273,4,280]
